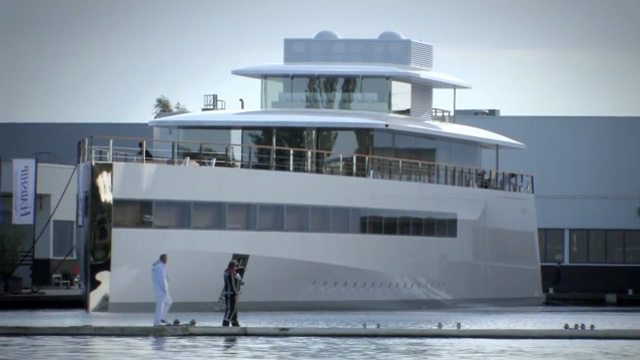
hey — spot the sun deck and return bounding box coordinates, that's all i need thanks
[79,136,534,194]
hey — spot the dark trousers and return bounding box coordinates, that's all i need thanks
[222,293,238,326]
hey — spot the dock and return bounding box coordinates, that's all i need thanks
[1,326,639,340]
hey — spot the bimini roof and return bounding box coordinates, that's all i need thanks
[150,109,523,149]
[232,64,471,89]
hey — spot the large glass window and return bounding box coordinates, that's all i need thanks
[309,207,330,233]
[192,202,225,229]
[53,221,74,258]
[331,207,350,233]
[539,229,564,263]
[258,205,284,231]
[242,129,273,169]
[113,200,152,228]
[111,200,458,238]
[569,230,588,263]
[286,205,308,232]
[606,230,624,263]
[625,231,640,264]
[227,204,256,230]
[262,76,390,113]
[588,230,606,263]
[153,201,191,229]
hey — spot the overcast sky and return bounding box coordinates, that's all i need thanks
[1,0,639,123]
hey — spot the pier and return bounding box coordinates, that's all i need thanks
[1,326,639,340]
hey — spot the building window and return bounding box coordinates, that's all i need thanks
[587,230,606,263]
[539,229,564,263]
[606,230,624,263]
[569,230,588,263]
[625,231,640,264]
[53,220,74,258]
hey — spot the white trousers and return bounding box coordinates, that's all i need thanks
[154,290,172,326]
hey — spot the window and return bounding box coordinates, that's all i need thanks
[309,207,330,233]
[113,200,152,228]
[383,216,398,235]
[606,230,624,263]
[153,201,191,229]
[53,221,74,258]
[192,202,225,229]
[285,206,308,232]
[258,205,284,231]
[569,230,588,263]
[539,229,564,263]
[227,204,256,230]
[625,231,640,264]
[588,230,606,263]
[331,207,350,233]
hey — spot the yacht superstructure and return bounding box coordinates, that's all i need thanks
[78,31,542,312]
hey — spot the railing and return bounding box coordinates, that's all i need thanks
[78,136,534,194]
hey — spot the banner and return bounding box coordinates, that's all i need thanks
[12,158,37,225]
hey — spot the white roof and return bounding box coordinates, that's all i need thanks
[150,109,523,149]
[232,64,471,89]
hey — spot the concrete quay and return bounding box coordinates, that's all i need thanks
[1,326,639,340]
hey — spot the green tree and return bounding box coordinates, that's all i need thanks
[153,95,173,118]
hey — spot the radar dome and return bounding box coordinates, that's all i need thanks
[378,31,405,40]
[314,30,342,40]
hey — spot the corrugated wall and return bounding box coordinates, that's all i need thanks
[0,123,152,165]
[456,116,640,229]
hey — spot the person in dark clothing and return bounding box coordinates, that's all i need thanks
[138,142,153,161]
[222,260,240,327]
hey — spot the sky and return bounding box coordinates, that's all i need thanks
[1,0,639,123]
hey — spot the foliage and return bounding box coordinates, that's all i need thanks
[153,96,189,118]
[153,95,173,117]
[0,232,22,280]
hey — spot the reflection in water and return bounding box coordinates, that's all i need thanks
[152,336,166,352]
[223,336,238,351]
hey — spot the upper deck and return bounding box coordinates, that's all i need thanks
[230,31,469,119]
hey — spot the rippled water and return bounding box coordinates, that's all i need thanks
[1,307,640,359]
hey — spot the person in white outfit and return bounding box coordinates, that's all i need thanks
[152,254,172,326]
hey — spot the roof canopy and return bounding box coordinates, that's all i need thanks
[232,64,471,89]
[150,109,522,149]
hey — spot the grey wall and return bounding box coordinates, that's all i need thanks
[457,116,640,230]
[0,123,153,165]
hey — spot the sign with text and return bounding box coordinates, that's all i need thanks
[12,158,37,225]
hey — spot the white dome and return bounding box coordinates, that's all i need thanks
[378,31,405,40]
[314,30,342,40]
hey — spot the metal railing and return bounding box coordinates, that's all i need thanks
[78,136,534,194]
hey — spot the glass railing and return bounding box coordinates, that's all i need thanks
[78,136,534,194]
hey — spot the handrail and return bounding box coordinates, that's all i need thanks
[79,136,535,194]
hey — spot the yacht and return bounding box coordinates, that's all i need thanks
[78,31,542,312]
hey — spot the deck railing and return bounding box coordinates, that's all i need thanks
[78,136,534,194]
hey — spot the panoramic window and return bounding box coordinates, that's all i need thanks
[112,200,458,238]
[262,76,391,113]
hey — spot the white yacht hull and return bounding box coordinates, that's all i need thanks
[104,163,542,312]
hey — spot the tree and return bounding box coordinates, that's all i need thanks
[153,95,173,118]
[153,96,189,118]
[174,102,188,113]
